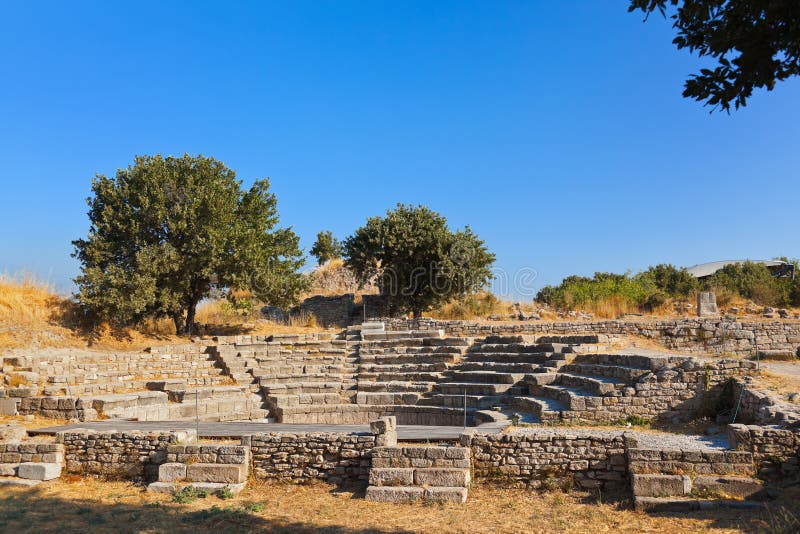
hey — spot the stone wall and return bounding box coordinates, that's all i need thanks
[278,404,466,426]
[247,432,375,485]
[464,429,628,491]
[729,380,800,427]
[297,294,355,328]
[0,442,63,464]
[58,429,195,480]
[378,318,800,356]
[13,396,97,420]
[626,446,754,476]
[728,424,800,478]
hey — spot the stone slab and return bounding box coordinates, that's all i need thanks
[365,485,424,502]
[0,398,18,416]
[631,474,690,498]
[368,468,414,486]
[0,464,18,477]
[692,476,765,500]
[186,463,247,484]
[0,477,41,487]
[414,468,470,487]
[17,462,61,481]
[423,486,468,503]
[158,462,187,483]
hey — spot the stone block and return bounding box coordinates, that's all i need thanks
[368,468,414,486]
[17,462,62,481]
[365,485,424,502]
[413,468,470,487]
[423,486,468,503]
[692,476,765,500]
[0,463,18,477]
[0,398,18,416]
[370,416,397,434]
[631,474,690,497]
[698,292,719,317]
[158,462,187,482]
[375,430,397,447]
[186,463,247,484]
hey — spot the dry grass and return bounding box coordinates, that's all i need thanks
[0,478,788,533]
[305,259,376,298]
[756,370,800,400]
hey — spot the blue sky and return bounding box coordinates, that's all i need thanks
[1,1,798,298]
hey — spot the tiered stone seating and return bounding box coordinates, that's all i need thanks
[4,345,232,397]
[355,331,470,406]
[418,336,573,421]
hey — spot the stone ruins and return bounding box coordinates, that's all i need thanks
[1,318,799,510]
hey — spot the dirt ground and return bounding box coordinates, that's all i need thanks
[0,478,798,534]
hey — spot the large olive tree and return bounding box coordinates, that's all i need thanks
[72,154,308,334]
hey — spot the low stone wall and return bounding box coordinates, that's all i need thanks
[247,432,375,485]
[14,396,97,420]
[464,429,628,491]
[728,424,800,478]
[58,429,195,480]
[379,318,800,356]
[729,380,800,427]
[297,294,355,328]
[278,405,466,426]
[0,442,63,464]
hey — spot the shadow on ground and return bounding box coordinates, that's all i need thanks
[0,485,409,534]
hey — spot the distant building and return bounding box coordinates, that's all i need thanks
[686,260,795,280]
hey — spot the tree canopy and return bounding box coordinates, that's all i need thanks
[309,230,344,265]
[630,0,800,111]
[344,204,496,318]
[72,154,307,334]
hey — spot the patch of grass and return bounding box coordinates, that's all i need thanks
[172,486,209,504]
[218,485,235,500]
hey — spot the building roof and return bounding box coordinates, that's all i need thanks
[685,259,791,278]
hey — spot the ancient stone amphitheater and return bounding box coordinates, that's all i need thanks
[1,319,799,511]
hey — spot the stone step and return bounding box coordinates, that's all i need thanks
[368,467,470,487]
[528,384,603,411]
[355,392,422,405]
[266,393,343,408]
[458,362,543,373]
[358,372,443,382]
[364,485,468,503]
[418,394,503,409]
[555,373,627,396]
[507,396,567,421]
[358,353,459,364]
[261,382,343,395]
[632,473,767,500]
[359,362,449,373]
[461,352,562,364]
[448,371,526,384]
[634,496,765,512]
[560,363,651,382]
[470,343,573,354]
[435,382,525,396]
[164,385,251,403]
[357,381,435,393]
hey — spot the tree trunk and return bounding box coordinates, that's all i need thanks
[185,300,198,336]
[413,309,422,319]
[172,312,185,335]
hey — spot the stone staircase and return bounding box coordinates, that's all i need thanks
[417,336,572,423]
[366,444,472,503]
[628,440,769,512]
[148,443,250,496]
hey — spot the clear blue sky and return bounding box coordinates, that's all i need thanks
[1,1,798,298]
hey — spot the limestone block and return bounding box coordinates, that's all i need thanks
[698,292,719,317]
[158,462,187,482]
[413,468,470,487]
[365,485,423,502]
[375,430,397,447]
[17,462,62,481]
[423,486,468,503]
[0,424,26,441]
[0,463,18,476]
[693,476,765,500]
[0,398,18,416]
[186,463,247,484]
[631,474,690,497]
[368,467,414,486]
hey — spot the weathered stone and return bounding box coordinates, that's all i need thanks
[17,462,62,481]
[186,463,247,484]
[413,468,470,487]
[158,462,187,482]
[365,485,423,502]
[368,468,413,486]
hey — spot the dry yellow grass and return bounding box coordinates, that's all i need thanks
[0,478,791,533]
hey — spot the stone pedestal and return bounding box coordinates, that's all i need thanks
[697,292,719,317]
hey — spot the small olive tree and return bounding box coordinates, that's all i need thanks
[344,204,495,318]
